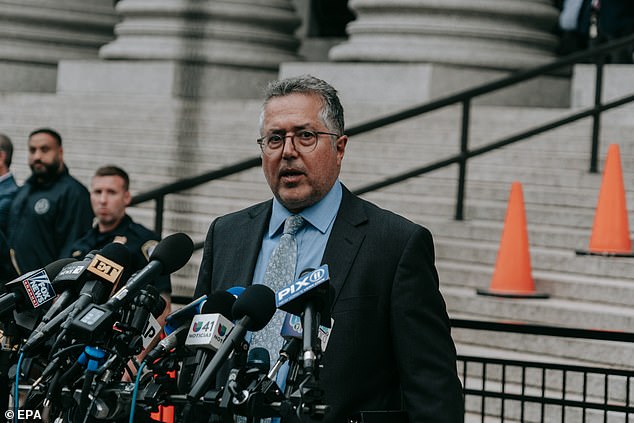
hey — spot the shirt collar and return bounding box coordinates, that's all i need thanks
[0,172,13,183]
[269,180,343,237]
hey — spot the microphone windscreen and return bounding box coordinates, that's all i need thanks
[231,284,276,331]
[149,233,194,275]
[100,242,132,269]
[143,285,166,318]
[203,291,236,320]
[44,258,77,279]
[226,286,245,298]
[247,347,270,373]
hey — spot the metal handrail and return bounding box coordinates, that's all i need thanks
[451,318,634,343]
[131,33,634,234]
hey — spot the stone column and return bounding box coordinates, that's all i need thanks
[281,0,569,107]
[63,0,303,98]
[0,0,117,92]
[329,0,560,70]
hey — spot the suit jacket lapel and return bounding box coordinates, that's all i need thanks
[228,200,272,288]
[322,186,367,305]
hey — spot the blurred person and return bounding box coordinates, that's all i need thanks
[0,133,18,283]
[7,128,93,275]
[64,165,172,316]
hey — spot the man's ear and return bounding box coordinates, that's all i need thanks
[336,135,348,165]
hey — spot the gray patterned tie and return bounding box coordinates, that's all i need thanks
[251,214,305,364]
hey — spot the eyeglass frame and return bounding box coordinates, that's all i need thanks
[257,130,340,155]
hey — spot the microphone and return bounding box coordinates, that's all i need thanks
[185,291,236,388]
[165,295,207,335]
[67,233,193,346]
[144,294,208,363]
[20,243,131,355]
[139,287,168,351]
[50,250,98,292]
[226,347,272,407]
[247,347,271,374]
[35,251,99,330]
[102,233,193,312]
[280,312,333,353]
[226,286,246,298]
[130,285,164,336]
[187,284,276,403]
[276,265,331,374]
[0,257,76,318]
[177,290,237,392]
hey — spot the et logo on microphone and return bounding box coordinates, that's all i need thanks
[87,254,124,284]
[276,265,329,307]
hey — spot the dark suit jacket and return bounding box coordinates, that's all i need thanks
[195,185,464,423]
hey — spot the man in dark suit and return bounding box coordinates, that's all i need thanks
[194,75,464,422]
[0,133,18,283]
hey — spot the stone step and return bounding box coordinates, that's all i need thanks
[437,237,634,279]
[438,260,634,308]
[443,285,634,331]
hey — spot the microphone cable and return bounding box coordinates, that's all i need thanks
[13,352,24,423]
[129,360,147,423]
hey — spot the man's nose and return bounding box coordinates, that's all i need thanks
[281,135,299,158]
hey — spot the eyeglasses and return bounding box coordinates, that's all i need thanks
[257,130,339,155]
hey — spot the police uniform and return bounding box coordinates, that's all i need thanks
[7,166,93,274]
[64,214,171,294]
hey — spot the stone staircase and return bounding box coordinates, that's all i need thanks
[2,71,634,419]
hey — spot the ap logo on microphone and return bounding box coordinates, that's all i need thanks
[276,264,329,308]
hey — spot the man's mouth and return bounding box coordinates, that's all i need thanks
[279,168,305,183]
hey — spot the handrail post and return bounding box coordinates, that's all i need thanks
[155,195,165,236]
[590,55,605,173]
[455,99,470,221]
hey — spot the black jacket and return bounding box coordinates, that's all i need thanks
[195,186,464,423]
[64,214,171,294]
[7,166,93,274]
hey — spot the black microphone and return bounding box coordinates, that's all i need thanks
[144,294,207,364]
[187,284,276,403]
[0,257,76,318]
[266,319,303,382]
[187,291,236,380]
[227,347,272,406]
[67,234,192,346]
[102,233,193,312]
[50,250,98,292]
[178,292,236,392]
[20,243,131,355]
[276,265,331,375]
[35,251,99,331]
[130,285,163,336]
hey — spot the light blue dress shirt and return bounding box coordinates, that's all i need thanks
[248,181,342,422]
[252,180,343,286]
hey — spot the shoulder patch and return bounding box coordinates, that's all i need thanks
[141,239,159,261]
[113,236,128,245]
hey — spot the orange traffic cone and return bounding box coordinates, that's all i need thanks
[477,182,548,298]
[577,144,633,256]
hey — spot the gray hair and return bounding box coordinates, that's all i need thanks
[259,75,345,135]
[0,133,13,168]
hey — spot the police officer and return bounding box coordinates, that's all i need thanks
[7,128,93,276]
[64,165,172,316]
